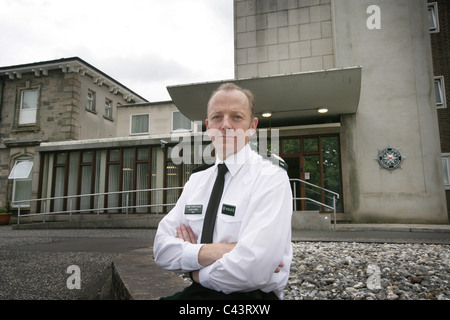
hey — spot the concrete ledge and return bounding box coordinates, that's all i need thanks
[9,213,450,233]
[111,247,191,300]
[335,223,450,233]
[292,211,331,230]
[12,215,166,230]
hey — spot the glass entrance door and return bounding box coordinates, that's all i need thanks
[281,135,342,212]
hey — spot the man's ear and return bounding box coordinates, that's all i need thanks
[248,117,258,135]
[205,119,211,137]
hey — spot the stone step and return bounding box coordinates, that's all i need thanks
[291,211,331,230]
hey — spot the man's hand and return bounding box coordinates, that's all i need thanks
[274,262,284,273]
[176,224,197,244]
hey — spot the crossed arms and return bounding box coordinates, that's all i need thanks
[176,224,284,283]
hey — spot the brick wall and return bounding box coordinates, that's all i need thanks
[429,0,450,152]
[429,0,450,219]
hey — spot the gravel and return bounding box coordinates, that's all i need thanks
[1,226,449,300]
[284,241,450,300]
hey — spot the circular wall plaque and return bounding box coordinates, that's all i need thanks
[377,146,403,170]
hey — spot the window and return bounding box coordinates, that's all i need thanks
[8,159,33,207]
[19,89,38,125]
[443,154,450,190]
[87,90,96,112]
[104,99,113,120]
[428,3,439,33]
[434,76,446,109]
[172,110,192,132]
[130,114,150,135]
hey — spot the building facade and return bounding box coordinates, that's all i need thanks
[168,0,448,223]
[33,100,199,216]
[0,57,147,211]
[1,0,448,224]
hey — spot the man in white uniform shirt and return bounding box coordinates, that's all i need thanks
[153,83,293,300]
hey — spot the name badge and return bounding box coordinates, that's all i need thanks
[185,205,203,215]
[221,204,236,216]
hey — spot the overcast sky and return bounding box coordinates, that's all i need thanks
[0,0,234,102]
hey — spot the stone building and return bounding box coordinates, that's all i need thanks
[1,0,448,224]
[0,57,147,211]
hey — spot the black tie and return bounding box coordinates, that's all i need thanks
[201,163,228,243]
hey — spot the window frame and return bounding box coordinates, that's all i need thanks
[428,2,440,33]
[130,113,150,135]
[104,98,113,120]
[171,110,192,132]
[18,88,39,125]
[9,158,34,208]
[434,76,447,109]
[442,154,450,190]
[86,89,96,113]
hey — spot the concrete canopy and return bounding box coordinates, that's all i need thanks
[167,67,361,126]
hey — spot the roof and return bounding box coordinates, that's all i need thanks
[0,57,148,103]
[167,67,362,127]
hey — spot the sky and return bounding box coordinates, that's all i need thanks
[0,0,235,102]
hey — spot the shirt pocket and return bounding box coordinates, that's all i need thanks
[183,204,206,237]
[216,199,248,242]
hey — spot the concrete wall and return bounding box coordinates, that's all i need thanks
[116,101,178,137]
[233,0,448,223]
[335,0,448,223]
[234,0,334,79]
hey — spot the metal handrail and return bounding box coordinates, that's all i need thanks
[13,179,339,228]
[13,186,183,225]
[289,178,340,199]
[289,178,339,228]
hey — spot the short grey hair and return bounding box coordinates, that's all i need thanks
[207,82,255,118]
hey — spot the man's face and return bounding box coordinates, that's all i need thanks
[206,89,258,160]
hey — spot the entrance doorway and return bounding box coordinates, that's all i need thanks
[281,135,342,212]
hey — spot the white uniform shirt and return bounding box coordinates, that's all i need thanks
[153,144,293,299]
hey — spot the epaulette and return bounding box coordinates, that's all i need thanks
[192,163,214,173]
[265,153,288,171]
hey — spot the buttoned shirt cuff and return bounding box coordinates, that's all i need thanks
[181,243,204,271]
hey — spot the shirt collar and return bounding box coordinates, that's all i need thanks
[215,144,252,177]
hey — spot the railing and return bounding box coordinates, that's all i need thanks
[13,179,339,228]
[13,186,183,225]
[290,178,340,228]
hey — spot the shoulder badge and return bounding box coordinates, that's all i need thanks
[192,163,214,174]
[265,153,288,171]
